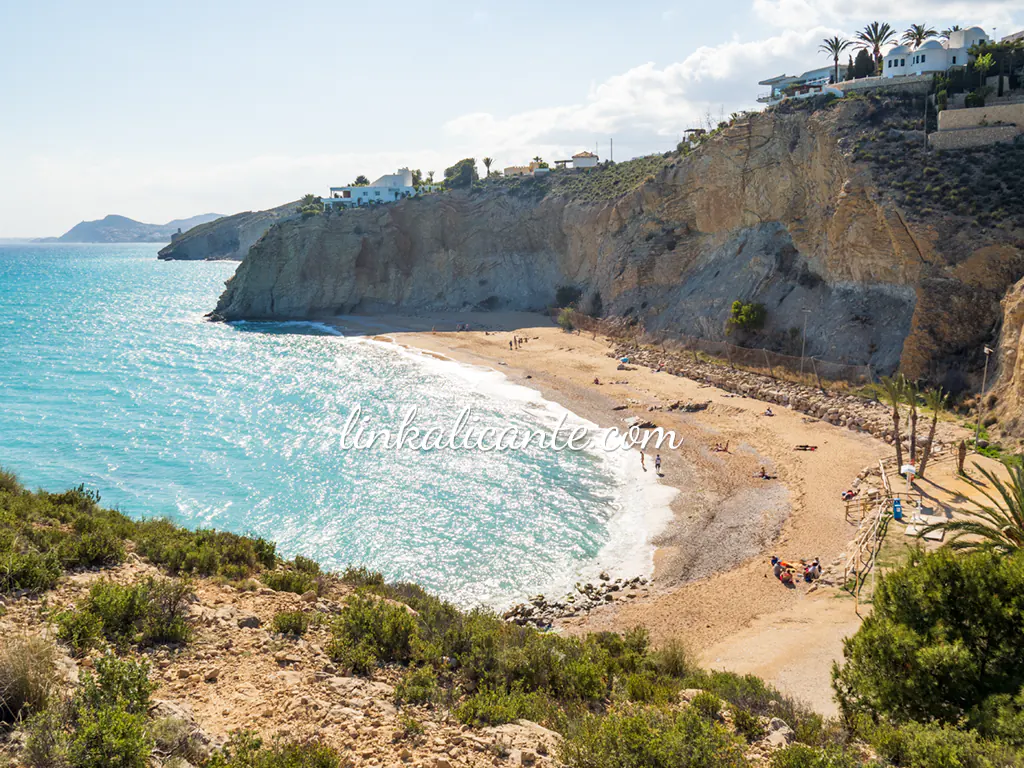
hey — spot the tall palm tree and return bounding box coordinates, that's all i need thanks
[482,157,493,176]
[426,170,435,183]
[904,379,920,462]
[819,36,853,83]
[875,375,906,469]
[856,22,898,74]
[917,388,947,478]
[941,25,962,39]
[920,461,1024,553]
[532,156,544,164]
[902,24,937,49]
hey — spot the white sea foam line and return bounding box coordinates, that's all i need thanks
[352,333,679,605]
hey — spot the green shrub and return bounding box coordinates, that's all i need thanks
[292,555,320,575]
[339,566,385,587]
[395,666,437,705]
[0,636,60,723]
[325,638,378,676]
[24,655,155,768]
[56,577,193,652]
[863,719,1020,768]
[0,466,22,494]
[455,686,554,727]
[727,300,766,333]
[330,594,418,667]
[261,569,317,595]
[690,690,723,719]
[272,611,310,636]
[560,703,746,768]
[770,743,860,768]
[833,548,1024,731]
[206,731,342,768]
[395,713,426,740]
[733,708,765,742]
[557,307,575,331]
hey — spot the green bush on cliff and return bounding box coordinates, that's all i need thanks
[56,577,194,652]
[206,731,342,768]
[834,547,1024,743]
[727,300,766,334]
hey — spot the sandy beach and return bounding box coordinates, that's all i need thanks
[336,310,976,715]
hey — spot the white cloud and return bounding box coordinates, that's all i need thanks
[443,26,841,162]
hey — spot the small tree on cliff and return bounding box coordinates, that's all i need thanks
[296,193,324,217]
[482,157,494,176]
[444,158,478,189]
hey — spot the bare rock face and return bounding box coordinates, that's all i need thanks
[212,101,1022,382]
[158,202,300,261]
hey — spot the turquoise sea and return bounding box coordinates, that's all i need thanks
[0,244,670,607]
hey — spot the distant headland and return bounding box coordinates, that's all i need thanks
[35,212,225,244]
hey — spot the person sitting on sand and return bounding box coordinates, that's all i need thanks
[780,569,794,586]
[712,441,729,453]
[593,377,601,385]
[841,489,857,501]
[771,556,783,579]
[758,466,768,479]
[764,407,774,416]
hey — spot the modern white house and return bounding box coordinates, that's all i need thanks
[572,151,599,168]
[758,65,846,105]
[883,26,990,78]
[323,168,437,209]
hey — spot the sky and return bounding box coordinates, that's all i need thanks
[1,0,1022,237]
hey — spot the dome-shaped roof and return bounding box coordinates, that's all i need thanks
[886,44,909,56]
[919,39,944,49]
[965,26,986,34]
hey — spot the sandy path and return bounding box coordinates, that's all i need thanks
[333,310,970,715]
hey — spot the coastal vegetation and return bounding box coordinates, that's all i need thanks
[4,468,1024,766]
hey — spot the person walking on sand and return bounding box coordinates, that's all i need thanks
[640,452,647,471]
[655,454,662,474]
[509,340,513,352]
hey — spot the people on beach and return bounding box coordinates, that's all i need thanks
[712,442,729,453]
[794,444,817,451]
[655,454,662,473]
[640,453,647,471]
[758,466,768,479]
[764,407,774,417]
[593,377,601,385]
[841,489,858,501]
[804,559,821,582]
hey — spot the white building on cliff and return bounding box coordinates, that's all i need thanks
[323,168,436,209]
[883,26,990,77]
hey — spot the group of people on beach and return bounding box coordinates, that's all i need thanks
[771,556,821,586]
[639,453,663,475]
[509,335,528,351]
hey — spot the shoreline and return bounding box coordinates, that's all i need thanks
[329,310,889,715]
[355,332,680,605]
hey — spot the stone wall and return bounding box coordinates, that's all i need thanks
[835,74,932,94]
[938,103,1024,131]
[928,125,1019,150]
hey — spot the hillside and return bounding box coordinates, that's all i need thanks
[213,95,1024,394]
[158,202,300,261]
[39,213,224,243]
[4,470,1024,767]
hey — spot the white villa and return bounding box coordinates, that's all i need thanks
[758,65,845,106]
[323,168,438,209]
[572,151,599,168]
[883,27,990,77]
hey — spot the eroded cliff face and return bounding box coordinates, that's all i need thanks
[158,202,299,261]
[214,100,1023,381]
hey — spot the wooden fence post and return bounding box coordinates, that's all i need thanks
[811,357,824,392]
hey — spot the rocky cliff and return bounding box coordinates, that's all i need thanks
[158,202,299,261]
[213,97,1024,388]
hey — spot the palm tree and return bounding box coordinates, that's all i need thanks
[819,36,853,83]
[532,156,543,164]
[902,24,937,49]
[904,379,920,462]
[941,25,962,39]
[426,171,435,184]
[920,461,1024,553]
[482,157,493,176]
[875,375,906,469]
[917,388,947,478]
[856,22,898,74]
